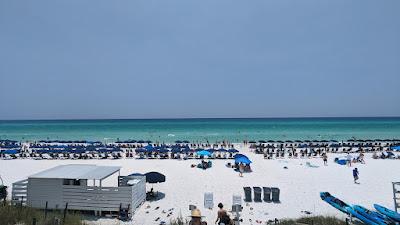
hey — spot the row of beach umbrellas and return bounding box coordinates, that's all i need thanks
[135,146,239,154]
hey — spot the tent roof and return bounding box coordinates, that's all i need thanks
[29,164,121,180]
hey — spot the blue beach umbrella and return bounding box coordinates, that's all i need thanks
[135,148,146,153]
[144,145,155,151]
[2,149,19,154]
[391,146,400,151]
[159,148,169,153]
[206,148,215,153]
[182,148,192,153]
[217,148,227,152]
[171,148,181,153]
[197,150,212,156]
[228,149,239,153]
[235,156,252,164]
[234,154,248,159]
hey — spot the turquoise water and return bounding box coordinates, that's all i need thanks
[0,118,399,143]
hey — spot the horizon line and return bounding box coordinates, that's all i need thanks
[1,116,400,122]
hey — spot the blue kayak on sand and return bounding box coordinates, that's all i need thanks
[353,205,393,225]
[374,204,400,222]
[320,192,352,214]
[320,192,379,225]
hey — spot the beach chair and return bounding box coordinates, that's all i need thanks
[204,192,214,209]
[271,187,280,203]
[243,187,252,202]
[232,194,242,206]
[263,187,271,202]
[253,187,262,202]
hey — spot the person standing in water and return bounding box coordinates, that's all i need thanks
[353,168,359,184]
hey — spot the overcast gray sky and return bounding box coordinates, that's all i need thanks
[0,0,399,120]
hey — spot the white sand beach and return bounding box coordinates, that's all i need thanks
[1,144,399,225]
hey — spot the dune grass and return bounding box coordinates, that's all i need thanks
[0,202,85,225]
[168,215,187,225]
[169,215,361,225]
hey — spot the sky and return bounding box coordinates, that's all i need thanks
[0,0,399,120]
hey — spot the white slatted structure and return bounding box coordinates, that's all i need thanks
[16,164,146,217]
[11,179,28,205]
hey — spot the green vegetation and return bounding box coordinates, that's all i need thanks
[0,202,85,225]
[279,216,362,225]
[169,216,362,225]
[168,215,187,225]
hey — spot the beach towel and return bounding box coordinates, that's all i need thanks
[306,162,319,168]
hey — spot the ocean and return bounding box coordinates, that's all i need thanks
[0,117,399,143]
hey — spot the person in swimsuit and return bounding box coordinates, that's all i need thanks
[215,203,231,225]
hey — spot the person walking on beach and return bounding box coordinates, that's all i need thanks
[353,168,359,184]
[323,153,328,166]
[215,203,231,225]
[358,153,365,164]
[346,153,352,167]
[239,163,244,177]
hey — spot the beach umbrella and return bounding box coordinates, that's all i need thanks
[144,145,155,151]
[234,154,249,159]
[248,141,256,144]
[159,148,169,153]
[391,146,400,151]
[258,140,266,143]
[235,156,252,164]
[182,148,192,153]
[146,140,152,143]
[175,140,182,144]
[183,140,190,143]
[137,140,145,143]
[171,148,181,153]
[197,150,212,156]
[144,172,166,184]
[217,148,227,152]
[228,149,239,153]
[206,148,215,153]
[135,148,146,153]
[2,149,19,154]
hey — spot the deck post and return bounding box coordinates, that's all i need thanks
[63,202,68,222]
[44,201,48,219]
